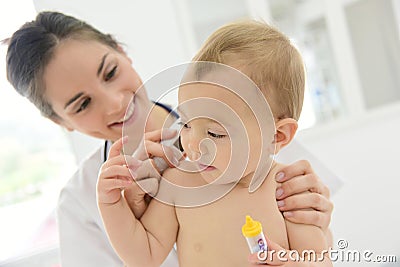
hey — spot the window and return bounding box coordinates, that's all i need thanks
[174,0,400,129]
[0,1,75,264]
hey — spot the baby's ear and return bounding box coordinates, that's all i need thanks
[274,118,298,154]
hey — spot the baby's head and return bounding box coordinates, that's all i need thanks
[193,20,305,122]
[177,20,305,186]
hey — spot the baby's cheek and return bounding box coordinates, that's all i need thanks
[215,142,231,169]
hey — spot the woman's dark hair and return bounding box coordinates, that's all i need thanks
[5,11,119,119]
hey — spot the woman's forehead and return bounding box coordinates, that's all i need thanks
[51,39,111,67]
[42,40,110,105]
[45,39,115,80]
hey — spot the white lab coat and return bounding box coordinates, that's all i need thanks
[57,139,341,267]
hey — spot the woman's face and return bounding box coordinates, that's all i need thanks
[43,39,152,142]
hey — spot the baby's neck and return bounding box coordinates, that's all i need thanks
[236,160,278,189]
[236,172,255,188]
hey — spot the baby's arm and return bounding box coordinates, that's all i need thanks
[275,161,334,246]
[99,193,178,267]
[125,128,181,218]
[97,138,178,267]
[285,203,332,266]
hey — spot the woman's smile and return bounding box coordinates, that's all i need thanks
[108,94,137,128]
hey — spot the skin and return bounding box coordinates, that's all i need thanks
[178,83,264,185]
[44,38,169,148]
[96,83,332,266]
[41,37,333,233]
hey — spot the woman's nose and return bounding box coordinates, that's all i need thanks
[104,91,124,115]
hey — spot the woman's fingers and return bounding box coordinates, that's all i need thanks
[133,128,179,161]
[275,160,311,182]
[276,160,330,198]
[274,160,334,231]
[144,128,177,143]
[282,209,331,230]
[275,173,329,200]
[145,141,182,167]
[105,135,142,171]
[277,192,333,213]
[144,128,181,164]
[276,189,333,229]
[275,173,333,228]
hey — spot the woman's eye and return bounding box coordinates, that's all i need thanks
[76,98,91,113]
[208,131,226,139]
[105,66,117,81]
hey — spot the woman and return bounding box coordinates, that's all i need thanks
[6,11,333,267]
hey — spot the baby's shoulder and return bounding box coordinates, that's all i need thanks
[162,167,184,183]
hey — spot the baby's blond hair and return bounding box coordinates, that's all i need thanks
[193,20,305,120]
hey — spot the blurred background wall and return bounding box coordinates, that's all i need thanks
[0,0,399,266]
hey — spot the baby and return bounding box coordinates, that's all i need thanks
[97,20,331,266]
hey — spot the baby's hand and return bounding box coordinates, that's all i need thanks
[97,137,142,205]
[124,128,183,218]
[123,159,161,218]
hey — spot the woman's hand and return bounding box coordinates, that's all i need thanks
[132,128,182,168]
[275,160,333,230]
